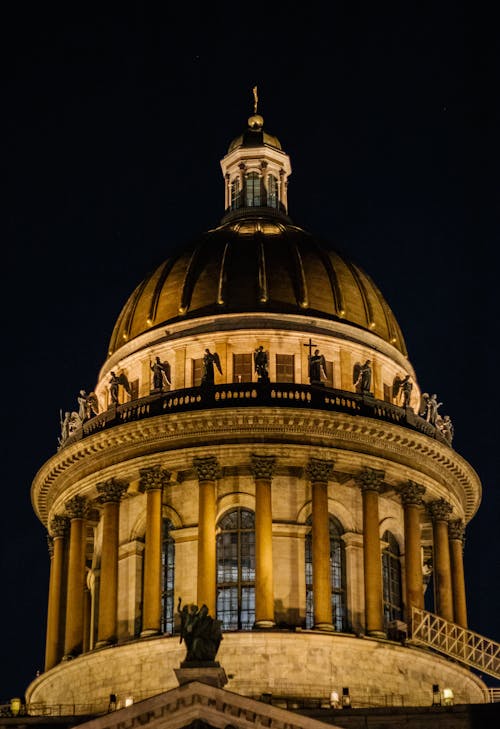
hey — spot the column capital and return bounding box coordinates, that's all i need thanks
[400,480,426,506]
[50,514,70,538]
[193,456,220,482]
[47,533,54,557]
[139,465,171,492]
[427,498,453,522]
[65,495,90,520]
[250,454,276,480]
[448,518,465,542]
[306,458,334,483]
[96,477,128,504]
[355,467,385,493]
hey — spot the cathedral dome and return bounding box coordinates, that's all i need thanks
[108,216,407,357]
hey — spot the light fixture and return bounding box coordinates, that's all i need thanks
[10,698,22,717]
[329,690,340,708]
[124,697,134,707]
[342,687,351,708]
[442,687,454,706]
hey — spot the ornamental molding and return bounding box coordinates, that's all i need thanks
[306,457,334,483]
[400,479,426,506]
[96,477,129,504]
[355,467,385,493]
[138,465,171,492]
[32,408,481,525]
[427,498,453,522]
[250,453,277,480]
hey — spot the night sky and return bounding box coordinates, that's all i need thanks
[1,4,497,701]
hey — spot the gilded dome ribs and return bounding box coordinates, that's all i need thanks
[217,241,229,305]
[257,236,268,303]
[316,245,345,316]
[346,261,375,329]
[179,245,201,315]
[290,242,308,309]
[121,278,149,344]
[148,258,176,325]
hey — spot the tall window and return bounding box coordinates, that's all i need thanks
[276,354,294,382]
[216,508,255,630]
[382,530,403,624]
[192,357,203,387]
[233,353,252,383]
[305,515,347,631]
[161,518,175,634]
[230,178,241,209]
[268,175,278,208]
[245,172,261,207]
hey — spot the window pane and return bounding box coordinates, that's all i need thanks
[216,507,255,630]
[192,358,203,387]
[233,353,252,383]
[276,354,294,383]
[161,519,175,634]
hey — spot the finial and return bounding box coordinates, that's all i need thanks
[253,85,259,114]
[248,85,264,130]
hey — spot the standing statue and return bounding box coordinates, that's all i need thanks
[58,409,82,448]
[150,356,171,392]
[253,346,269,382]
[308,348,327,386]
[353,359,372,393]
[109,371,131,405]
[436,413,454,444]
[77,390,99,421]
[177,599,223,663]
[392,374,413,408]
[201,349,222,386]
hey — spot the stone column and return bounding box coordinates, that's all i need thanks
[95,478,128,647]
[306,458,334,631]
[64,496,89,657]
[140,465,171,636]
[400,480,426,616]
[45,515,69,670]
[428,498,454,622]
[449,518,468,628]
[251,454,276,628]
[193,456,219,616]
[356,468,385,637]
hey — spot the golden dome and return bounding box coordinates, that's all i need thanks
[108,214,407,357]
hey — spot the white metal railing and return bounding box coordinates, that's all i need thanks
[411,607,500,680]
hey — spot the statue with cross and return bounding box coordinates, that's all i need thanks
[304,338,327,386]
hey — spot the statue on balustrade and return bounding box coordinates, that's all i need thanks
[109,371,131,405]
[353,359,372,393]
[150,356,171,392]
[201,348,222,386]
[177,598,223,663]
[308,348,327,386]
[254,345,269,382]
[392,374,413,408]
[77,389,99,421]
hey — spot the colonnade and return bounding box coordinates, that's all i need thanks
[44,459,468,673]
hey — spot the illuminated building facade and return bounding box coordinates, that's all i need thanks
[25,103,494,723]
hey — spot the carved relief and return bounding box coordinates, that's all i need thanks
[355,467,385,493]
[193,456,220,482]
[139,465,171,492]
[306,457,334,483]
[400,480,426,506]
[427,498,453,522]
[65,495,90,520]
[96,477,128,504]
[250,454,276,480]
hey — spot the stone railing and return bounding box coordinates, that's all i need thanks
[61,382,450,450]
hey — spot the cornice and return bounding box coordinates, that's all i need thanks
[31,407,481,526]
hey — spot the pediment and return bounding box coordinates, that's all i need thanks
[76,681,339,729]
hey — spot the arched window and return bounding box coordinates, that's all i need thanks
[305,515,347,631]
[216,508,255,630]
[230,178,240,210]
[268,175,278,208]
[382,530,403,624]
[161,518,175,634]
[245,172,261,207]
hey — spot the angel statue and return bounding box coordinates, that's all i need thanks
[392,374,413,408]
[77,389,99,421]
[353,359,372,394]
[201,348,222,386]
[308,348,327,386]
[254,345,269,383]
[150,356,171,392]
[58,409,82,448]
[109,370,131,405]
[420,392,442,425]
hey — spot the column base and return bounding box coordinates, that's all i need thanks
[366,629,387,639]
[254,619,276,629]
[313,622,335,632]
[140,628,161,638]
[175,664,228,689]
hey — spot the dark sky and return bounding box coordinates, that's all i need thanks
[1,3,498,701]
